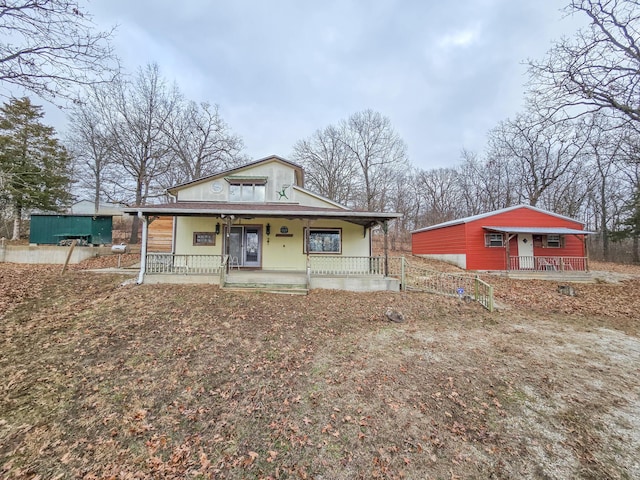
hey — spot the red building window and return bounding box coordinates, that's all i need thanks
[484,233,504,247]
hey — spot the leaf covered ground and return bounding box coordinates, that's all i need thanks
[1,260,639,479]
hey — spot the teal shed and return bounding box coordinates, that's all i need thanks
[29,214,113,246]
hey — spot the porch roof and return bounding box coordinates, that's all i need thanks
[124,202,401,227]
[483,226,595,235]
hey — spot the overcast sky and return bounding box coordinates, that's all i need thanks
[66,1,584,170]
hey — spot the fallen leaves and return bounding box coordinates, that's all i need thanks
[1,262,639,479]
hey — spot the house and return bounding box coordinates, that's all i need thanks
[411,205,593,272]
[124,155,402,291]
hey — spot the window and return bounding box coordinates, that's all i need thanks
[193,232,215,246]
[229,182,266,202]
[546,234,561,248]
[304,228,342,253]
[484,233,504,247]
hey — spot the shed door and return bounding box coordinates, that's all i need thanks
[518,234,534,269]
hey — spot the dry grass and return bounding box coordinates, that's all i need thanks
[1,262,639,479]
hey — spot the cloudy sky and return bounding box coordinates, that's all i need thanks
[73,1,583,170]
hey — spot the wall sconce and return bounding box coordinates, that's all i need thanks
[266,223,271,236]
[215,222,220,235]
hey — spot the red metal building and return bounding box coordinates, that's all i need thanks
[411,205,593,271]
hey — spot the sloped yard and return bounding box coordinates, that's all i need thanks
[1,260,639,479]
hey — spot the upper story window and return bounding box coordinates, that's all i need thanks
[228,182,266,202]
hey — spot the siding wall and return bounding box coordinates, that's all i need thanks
[147,216,174,253]
[412,223,467,255]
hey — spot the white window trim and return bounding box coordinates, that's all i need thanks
[485,233,504,248]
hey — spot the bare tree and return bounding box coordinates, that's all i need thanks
[487,110,588,207]
[341,110,409,211]
[611,129,640,262]
[292,125,358,207]
[528,0,640,123]
[100,63,180,243]
[164,101,244,184]
[577,114,628,259]
[456,150,485,216]
[386,167,420,249]
[66,88,115,213]
[292,110,408,211]
[0,0,117,102]
[414,168,463,226]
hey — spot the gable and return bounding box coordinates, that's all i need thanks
[467,206,584,230]
[174,157,301,203]
[170,156,345,210]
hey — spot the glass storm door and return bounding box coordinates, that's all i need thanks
[228,226,261,268]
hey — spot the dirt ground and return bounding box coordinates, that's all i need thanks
[1,258,639,479]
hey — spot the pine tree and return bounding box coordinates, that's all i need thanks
[0,97,72,240]
[610,189,640,264]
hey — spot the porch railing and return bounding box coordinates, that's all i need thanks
[509,256,587,272]
[401,258,494,312]
[146,253,224,274]
[309,255,386,275]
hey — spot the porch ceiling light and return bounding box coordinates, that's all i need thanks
[266,223,271,236]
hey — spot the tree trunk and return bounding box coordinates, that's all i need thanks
[633,235,639,264]
[129,177,144,244]
[129,214,139,244]
[600,181,609,261]
[11,204,21,241]
[94,178,101,215]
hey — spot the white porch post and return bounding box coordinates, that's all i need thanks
[383,220,389,277]
[137,212,148,284]
[224,216,233,273]
[305,219,311,286]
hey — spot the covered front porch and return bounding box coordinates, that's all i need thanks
[141,253,401,292]
[123,198,404,292]
[508,255,588,272]
[483,225,594,275]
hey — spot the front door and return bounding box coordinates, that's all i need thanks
[228,226,262,268]
[518,233,534,269]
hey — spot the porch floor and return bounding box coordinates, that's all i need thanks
[223,270,309,295]
[492,270,594,282]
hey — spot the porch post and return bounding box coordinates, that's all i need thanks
[224,215,233,273]
[383,220,389,277]
[137,212,148,284]
[583,235,590,271]
[505,232,511,271]
[305,219,311,286]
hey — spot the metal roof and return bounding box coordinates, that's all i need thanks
[123,202,401,227]
[482,226,594,235]
[411,204,586,234]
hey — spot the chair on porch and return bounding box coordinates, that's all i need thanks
[229,256,240,270]
[538,257,556,271]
